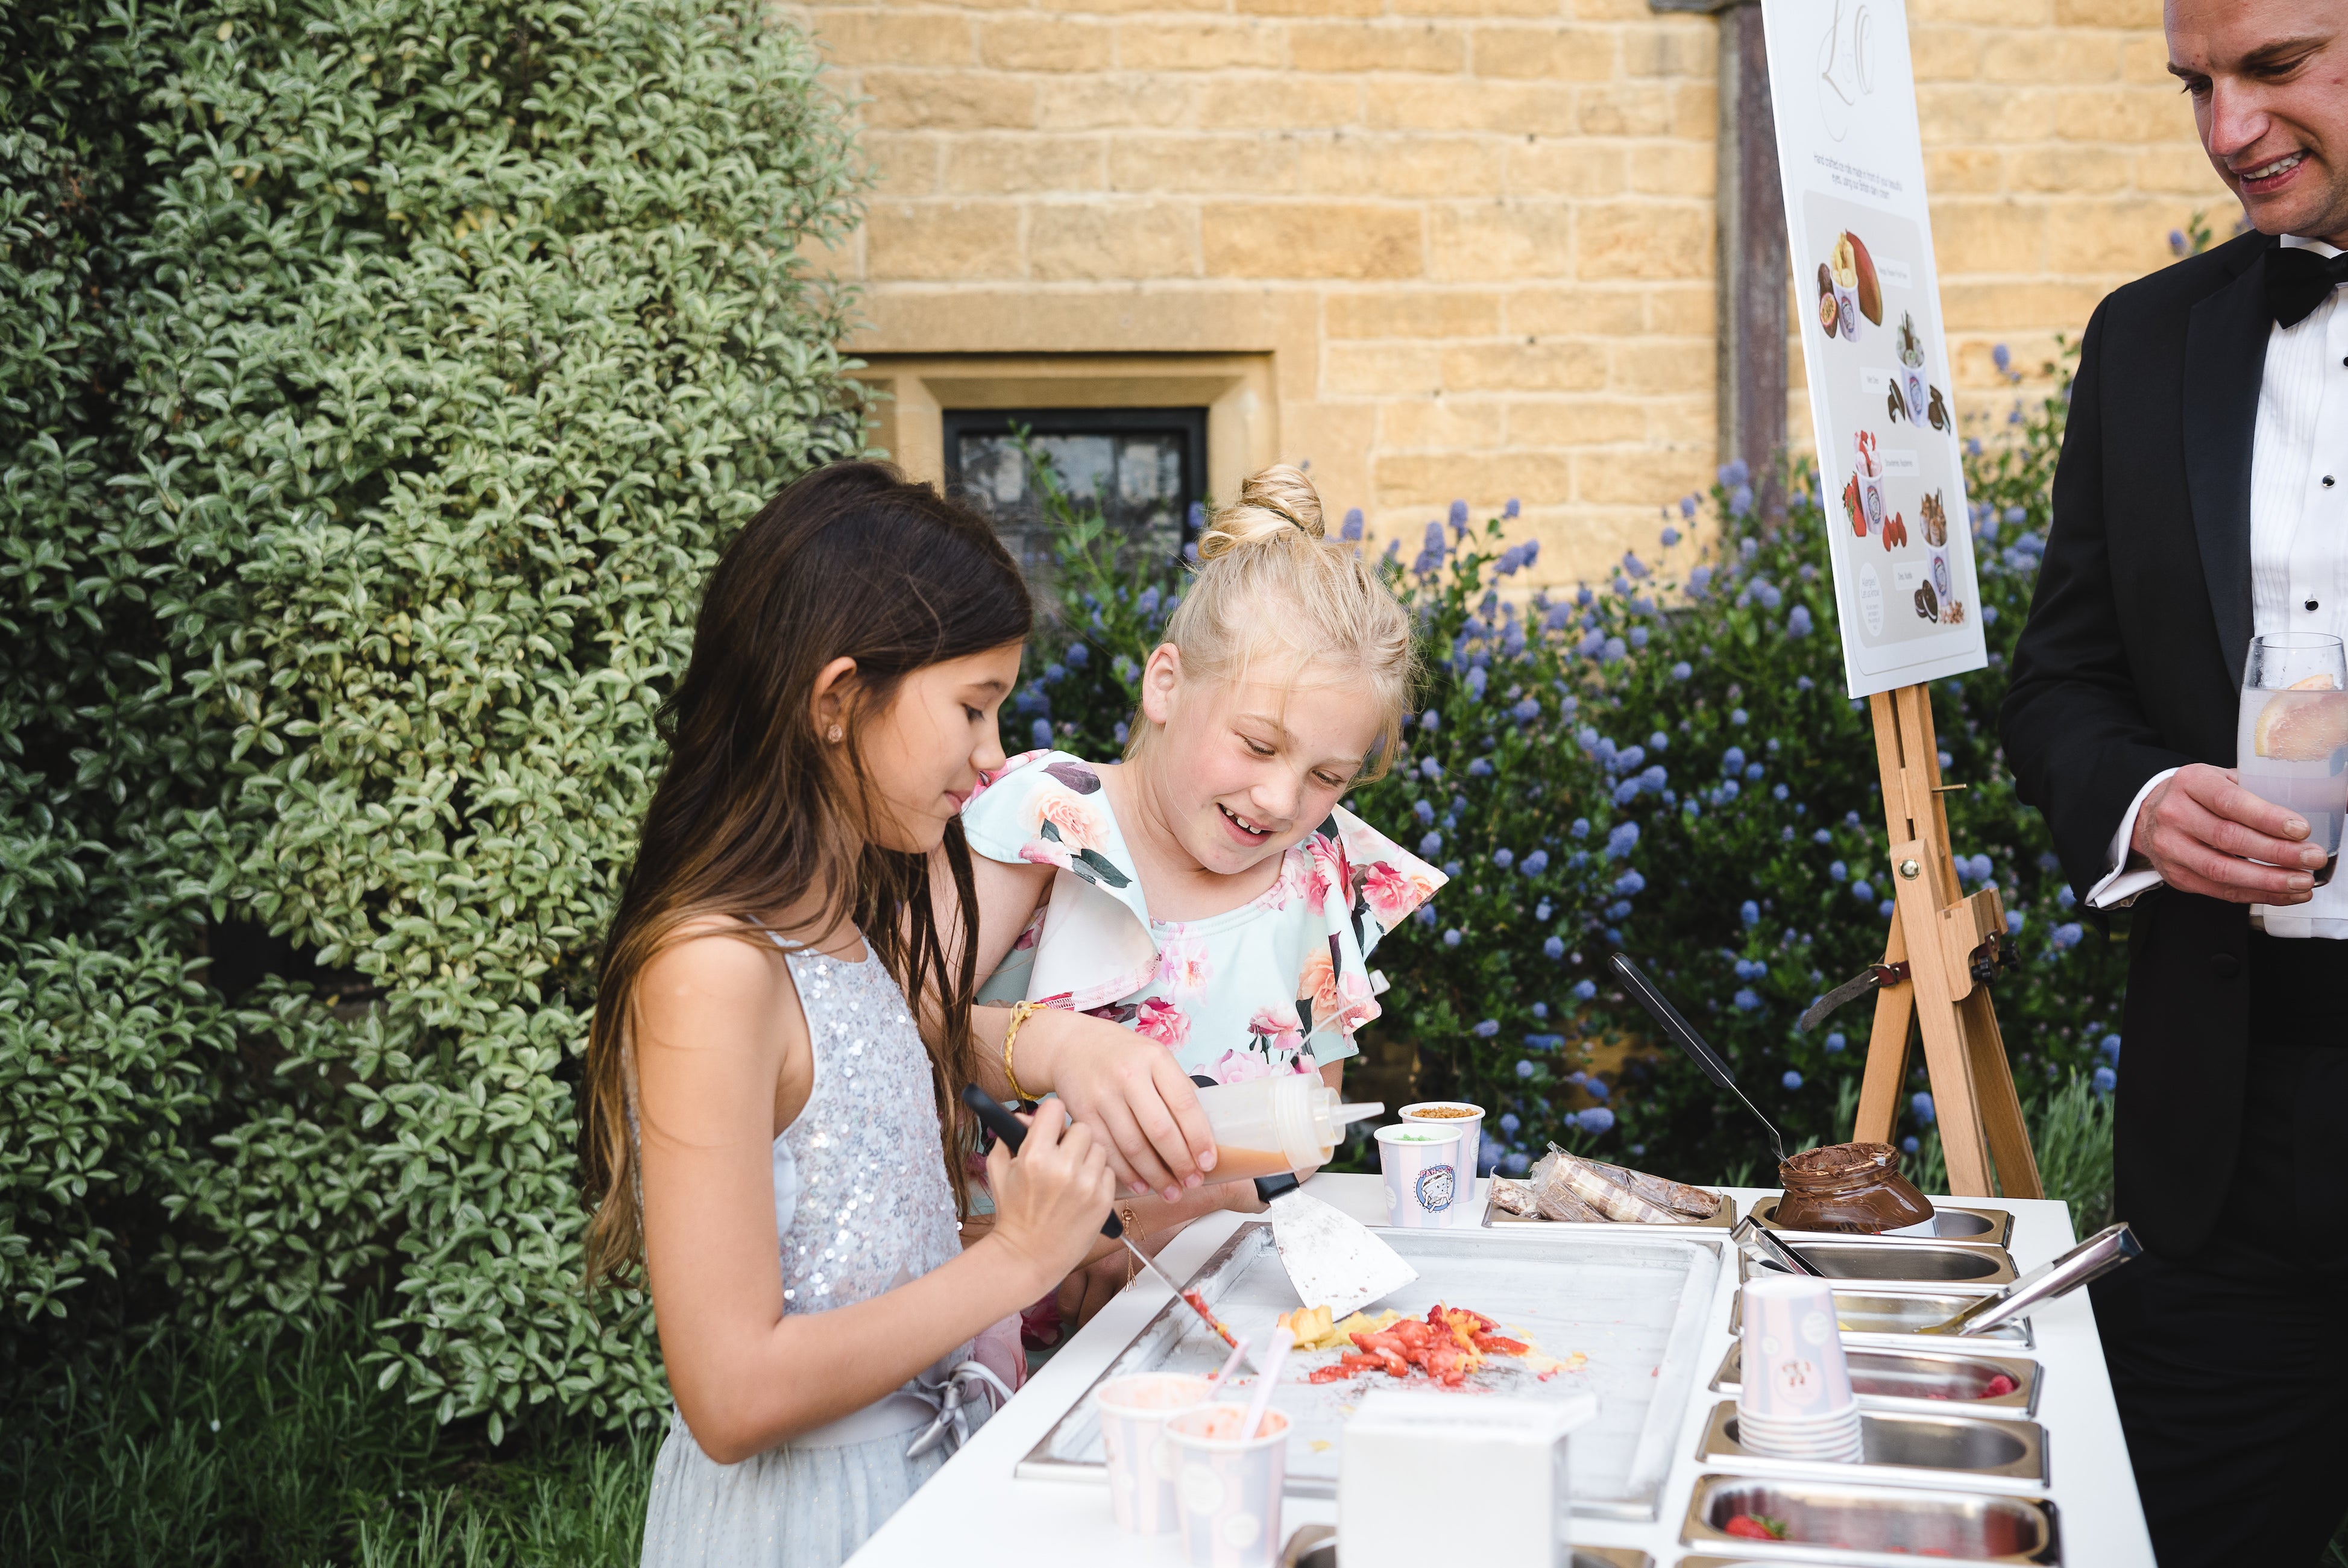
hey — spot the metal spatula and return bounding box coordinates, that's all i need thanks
[1251,1170,1419,1320]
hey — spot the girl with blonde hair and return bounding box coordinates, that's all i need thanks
[949,464,1446,1327]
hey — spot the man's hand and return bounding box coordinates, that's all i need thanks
[2131,763,2326,903]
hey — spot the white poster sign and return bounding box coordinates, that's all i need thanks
[1763,0,1987,697]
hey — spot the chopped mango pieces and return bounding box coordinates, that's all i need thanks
[1277,1305,1400,1353]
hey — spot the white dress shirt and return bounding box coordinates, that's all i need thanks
[2089,235,2348,937]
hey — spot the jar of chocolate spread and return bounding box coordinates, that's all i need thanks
[1774,1141,1934,1233]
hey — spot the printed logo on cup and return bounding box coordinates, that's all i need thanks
[1414,1165,1455,1213]
[1800,1310,1834,1347]
[1774,1358,1820,1405]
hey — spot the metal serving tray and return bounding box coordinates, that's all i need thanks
[1728,1288,2033,1347]
[1739,1238,2017,1287]
[1682,1475,2061,1563]
[1018,1221,1722,1520]
[1693,1400,2048,1488]
[1482,1184,1739,1231]
[1712,1343,2040,1417]
[1749,1194,2016,1249]
[1279,1525,1650,1567]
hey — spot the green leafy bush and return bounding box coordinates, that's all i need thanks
[1010,357,2125,1213]
[2,0,868,1432]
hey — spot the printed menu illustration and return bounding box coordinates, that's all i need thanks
[1764,0,1988,696]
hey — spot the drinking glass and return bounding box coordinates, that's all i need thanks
[2238,632,2348,887]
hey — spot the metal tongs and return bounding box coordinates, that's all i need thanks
[1732,1214,1827,1277]
[1920,1221,2143,1336]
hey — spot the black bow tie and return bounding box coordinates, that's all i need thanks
[2268,244,2348,328]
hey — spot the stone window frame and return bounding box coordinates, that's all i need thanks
[856,353,1278,514]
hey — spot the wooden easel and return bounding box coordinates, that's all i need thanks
[1850,685,2042,1199]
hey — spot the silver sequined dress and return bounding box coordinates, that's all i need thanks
[640,939,971,1568]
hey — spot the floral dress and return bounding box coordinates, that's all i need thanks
[961,751,1446,1082]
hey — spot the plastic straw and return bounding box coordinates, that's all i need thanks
[1204,1335,1251,1398]
[1241,1327,1293,1439]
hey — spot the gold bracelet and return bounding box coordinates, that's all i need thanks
[1119,1204,1145,1284]
[1002,999,1042,1103]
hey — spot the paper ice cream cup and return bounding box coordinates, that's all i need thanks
[1737,1274,1857,1423]
[1859,471,1887,532]
[1098,1373,1212,1534]
[1836,282,1861,340]
[1376,1122,1464,1227]
[1400,1101,1485,1226]
[1165,1404,1290,1568]
[1906,367,1928,420]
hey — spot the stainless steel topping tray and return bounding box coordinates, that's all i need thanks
[1749,1194,2016,1249]
[1728,1288,2033,1347]
[1693,1399,2048,1487]
[1712,1343,2041,1416]
[1279,1526,1650,1567]
[1681,1474,2061,1563]
[1482,1183,1739,1230]
[1018,1221,1723,1520]
[1739,1238,2017,1287]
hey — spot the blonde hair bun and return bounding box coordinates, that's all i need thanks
[1197,464,1324,560]
[1136,462,1417,783]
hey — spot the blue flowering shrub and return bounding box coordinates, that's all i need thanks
[1012,354,2121,1204]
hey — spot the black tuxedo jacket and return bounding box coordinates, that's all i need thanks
[2001,229,2290,1259]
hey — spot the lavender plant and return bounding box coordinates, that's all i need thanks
[1012,347,2124,1198]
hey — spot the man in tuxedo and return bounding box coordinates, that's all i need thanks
[2001,1,2348,1560]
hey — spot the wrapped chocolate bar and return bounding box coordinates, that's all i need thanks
[1774,1141,1934,1233]
[1524,1145,1725,1225]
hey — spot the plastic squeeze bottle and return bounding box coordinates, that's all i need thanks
[1190,1076,1383,1184]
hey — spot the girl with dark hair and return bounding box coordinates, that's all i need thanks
[578,463,1200,1567]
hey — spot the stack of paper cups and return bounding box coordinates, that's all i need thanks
[1736,1275,1863,1463]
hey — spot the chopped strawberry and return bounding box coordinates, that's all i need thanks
[1723,1514,1788,1541]
[1472,1333,1528,1355]
[1308,1364,1358,1384]
[1981,1373,2018,1398]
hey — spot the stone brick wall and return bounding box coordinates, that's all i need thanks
[796,0,2228,581]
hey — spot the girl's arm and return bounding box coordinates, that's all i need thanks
[930,848,1220,1202]
[637,931,1112,1464]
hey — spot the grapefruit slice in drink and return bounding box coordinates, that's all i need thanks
[2253,674,2348,762]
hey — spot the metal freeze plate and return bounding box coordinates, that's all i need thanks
[1016,1221,1723,1520]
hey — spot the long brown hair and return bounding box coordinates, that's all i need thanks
[581,461,1030,1289]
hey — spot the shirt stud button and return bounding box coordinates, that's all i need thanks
[2310,599,2322,611]
[2328,477,2338,487]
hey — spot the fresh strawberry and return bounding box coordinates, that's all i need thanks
[1723,1514,1789,1540]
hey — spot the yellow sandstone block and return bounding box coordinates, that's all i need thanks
[1200,201,1423,279]
[1290,22,1466,74]
[1110,134,1298,194]
[808,10,975,68]
[1572,202,1709,281]
[980,17,1113,71]
[1118,20,1287,72]
[1427,203,1578,283]
[1469,25,1620,83]
[1030,201,1200,279]
[861,70,1040,131]
[864,200,1024,279]
[1440,341,1608,392]
[945,135,1107,194]
[1326,289,1504,339]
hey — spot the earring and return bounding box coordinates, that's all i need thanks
[826,725,843,743]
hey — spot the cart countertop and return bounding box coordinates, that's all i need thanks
[848,1173,2154,1567]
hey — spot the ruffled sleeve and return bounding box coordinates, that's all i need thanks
[960,751,1159,1013]
[1333,807,1447,957]
[1292,807,1447,1059]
